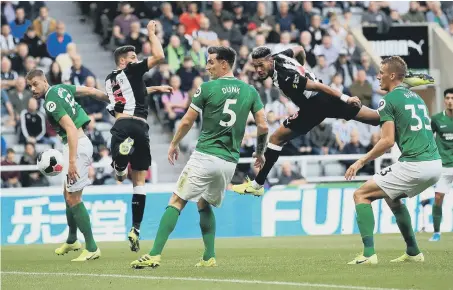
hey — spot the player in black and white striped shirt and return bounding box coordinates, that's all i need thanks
[105,20,172,252]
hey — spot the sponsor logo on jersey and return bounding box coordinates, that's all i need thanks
[440,125,447,128]
[377,99,386,111]
[46,101,56,112]
[293,74,300,89]
[442,133,453,140]
[370,39,424,57]
[193,87,201,98]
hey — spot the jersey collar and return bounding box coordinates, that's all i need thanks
[44,86,51,99]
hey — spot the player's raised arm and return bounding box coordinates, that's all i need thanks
[146,20,165,69]
[75,85,109,103]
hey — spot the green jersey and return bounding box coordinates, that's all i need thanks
[377,85,440,162]
[44,84,90,144]
[431,111,453,167]
[190,77,264,163]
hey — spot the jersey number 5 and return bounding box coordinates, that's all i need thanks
[405,104,431,131]
[219,99,237,127]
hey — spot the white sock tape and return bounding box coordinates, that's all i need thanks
[267,143,283,151]
[133,185,146,195]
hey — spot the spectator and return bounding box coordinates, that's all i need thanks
[232,2,248,35]
[328,18,347,50]
[24,55,37,73]
[160,3,180,44]
[299,31,316,68]
[188,40,206,72]
[359,53,377,79]
[312,55,336,85]
[22,27,46,58]
[266,110,281,135]
[1,136,6,158]
[19,97,46,144]
[315,35,339,66]
[265,95,298,122]
[217,15,243,52]
[330,73,346,94]
[308,14,327,47]
[354,120,380,148]
[1,148,21,188]
[206,1,233,35]
[175,23,191,50]
[390,10,404,24]
[177,56,200,92]
[9,7,31,39]
[94,145,115,185]
[449,21,453,38]
[277,161,306,185]
[33,6,57,42]
[85,116,106,162]
[362,2,391,28]
[255,33,266,47]
[345,33,362,66]
[275,1,296,35]
[46,21,73,58]
[20,142,49,187]
[2,2,16,24]
[70,54,95,86]
[234,45,250,75]
[81,76,107,121]
[426,1,449,30]
[8,76,32,119]
[125,21,146,54]
[192,17,219,48]
[251,2,276,39]
[332,119,358,151]
[310,122,336,155]
[46,61,63,85]
[165,35,186,73]
[1,89,15,126]
[1,56,18,90]
[242,23,259,51]
[273,32,293,54]
[0,24,17,58]
[55,42,77,81]
[294,1,314,33]
[402,1,426,23]
[162,75,189,130]
[112,3,139,46]
[349,69,373,107]
[10,42,28,76]
[332,48,357,88]
[179,2,202,36]
[138,41,152,59]
[259,77,279,105]
[341,129,367,167]
[285,133,312,156]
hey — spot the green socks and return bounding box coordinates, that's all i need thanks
[391,204,420,256]
[199,206,216,261]
[65,203,78,244]
[356,204,375,257]
[71,202,97,252]
[432,204,442,233]
[150,206,180,256]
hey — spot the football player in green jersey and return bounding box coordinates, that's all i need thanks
[429,88,453,242]
[344,56,442,265]
[130,46,269,269]
[26,69,108,262]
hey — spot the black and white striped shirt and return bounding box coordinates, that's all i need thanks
[271,49,321,106]
[105,59,149,119]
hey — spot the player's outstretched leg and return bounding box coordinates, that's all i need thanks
[233,125,295,196]
[347,180,386,265]
[128,170,148,252]
[386,198,424,263]
[131,194,187,269]
[430,192,444,242]
[196,199,217,267]
[67,189,100,262]
[55,188,82,255]
[403,72,435,88]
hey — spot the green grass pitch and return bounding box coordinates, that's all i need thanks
[2,233,452,290]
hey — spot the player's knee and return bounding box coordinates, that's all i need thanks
[169,193,186,211]
[197,198,210,211]
[65,191,82,207]
[353,188,369,204]
[269,134,285,147]
[434,192,445,205]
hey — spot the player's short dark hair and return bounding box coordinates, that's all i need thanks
[26,69,45,81]
[251,46,272,60]
[114,45,136,65]
[381,56,407,80]
[6,148,15,154]
[444,88,453,97]
[207,46,236,68]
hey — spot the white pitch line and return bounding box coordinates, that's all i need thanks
[1,271,410,290]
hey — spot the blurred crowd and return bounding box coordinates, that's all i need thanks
[2,1,453,188]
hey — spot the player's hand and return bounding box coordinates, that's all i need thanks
[157,85,173,93]
[147,20,157,35]
[252,152,266,169]
[168,143,180,165]
[345,159,365,181]
[347,96,362,108]
[67,161,80,185]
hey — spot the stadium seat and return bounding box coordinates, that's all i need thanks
[305,162,323,177]
[324,162,346,176]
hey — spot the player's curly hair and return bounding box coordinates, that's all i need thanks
[381,56,407,80]
[251,46,272,59]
